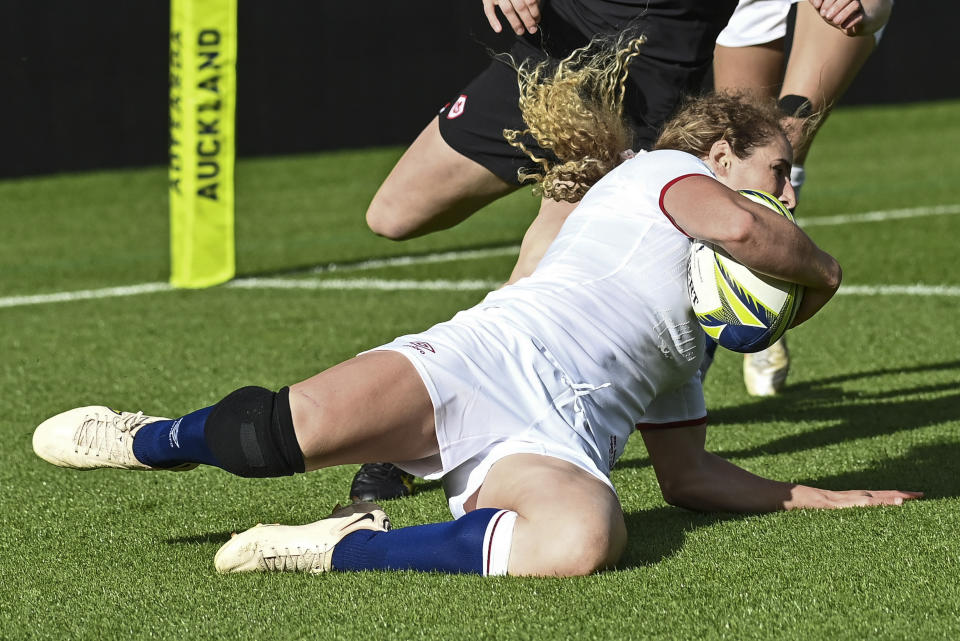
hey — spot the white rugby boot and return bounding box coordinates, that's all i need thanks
[214,502,391,574]
[32,406,197,471]
[743,337,790,397]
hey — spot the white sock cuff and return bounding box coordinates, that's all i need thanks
[481,509,518,577]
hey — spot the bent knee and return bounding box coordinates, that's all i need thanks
[365,198,416,240]
[526,516,627,577]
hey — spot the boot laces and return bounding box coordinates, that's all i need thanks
[258,545,328,573]
[74,410,148,461]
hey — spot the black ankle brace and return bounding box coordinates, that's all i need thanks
[778,94,813,119]
[204,386,305,478]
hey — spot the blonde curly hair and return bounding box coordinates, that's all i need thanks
[503,35,644,202]
[505,37,808,200]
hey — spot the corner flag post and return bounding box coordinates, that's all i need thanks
[169,0,238,288]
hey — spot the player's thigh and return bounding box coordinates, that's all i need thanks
[713,41,786,97]
[473,453,627,576]
[365,117,515,240]
[289,351,438,470]
[505,197,578,284]
[782,0,876,107]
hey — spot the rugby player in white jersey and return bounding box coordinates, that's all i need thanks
[32,38,921,577]
[352,0,739,500]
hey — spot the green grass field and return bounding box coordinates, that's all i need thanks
[2,100,959,640]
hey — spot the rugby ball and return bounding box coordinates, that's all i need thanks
[687,189,805,353]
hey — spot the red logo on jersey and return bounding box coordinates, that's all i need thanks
[405,341,436,355]
[446,95,467,119]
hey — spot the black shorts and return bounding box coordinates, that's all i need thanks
[438,0,737,185]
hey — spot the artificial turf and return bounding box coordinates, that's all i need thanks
[2,100,959,640]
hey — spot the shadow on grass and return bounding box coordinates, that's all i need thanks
[413,479,443,494]
[160,480,447,548]
[800,439,960,499]
[615,359,960,474]
[618,507,744,569]
[617,439,960,570]
[165,532,234,546]
[707,358,960,460]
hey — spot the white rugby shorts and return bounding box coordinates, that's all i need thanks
[716,0,885,48]
[364,306,616,519]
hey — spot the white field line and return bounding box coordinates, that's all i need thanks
[229,278,502,292]
[2,203,959,310]
[0,282,174,309]
[798,203,960,227]
[307,246,520,274]
[3,279,958,310]
[838,284,960,296]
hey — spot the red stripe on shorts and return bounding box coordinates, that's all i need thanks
[635,416,708,431]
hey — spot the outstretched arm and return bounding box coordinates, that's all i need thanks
[640,425,922,512]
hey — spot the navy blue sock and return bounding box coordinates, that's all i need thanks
[331,508,515,575]
[132,406,220,468]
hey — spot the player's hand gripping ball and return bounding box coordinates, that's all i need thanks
[687,189,805,353]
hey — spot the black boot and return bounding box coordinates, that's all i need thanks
[350,462,415,502]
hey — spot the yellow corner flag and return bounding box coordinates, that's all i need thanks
[169,0,237,288]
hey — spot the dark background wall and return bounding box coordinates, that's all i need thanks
[1,1,955,178]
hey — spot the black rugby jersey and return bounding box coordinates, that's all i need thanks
[521,0,737,66]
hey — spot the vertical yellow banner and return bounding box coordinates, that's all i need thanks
[169,0,237,288]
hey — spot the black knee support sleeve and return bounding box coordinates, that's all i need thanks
[204,386,305,478]
[778,94,814,119]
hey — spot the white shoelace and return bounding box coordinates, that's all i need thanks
[258,546,328,572]
[73,410,147,461]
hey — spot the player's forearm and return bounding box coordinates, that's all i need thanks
[667,177,839,289]
[721,202,842,327]
[661,452,800,513]
[662,452,920,512]
[789,274,841,327]
[718,204,842,293]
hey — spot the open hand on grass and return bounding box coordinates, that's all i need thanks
[788,487,925,510]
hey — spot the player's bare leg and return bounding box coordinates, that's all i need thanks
[469,454,627,576]
[780,0,877,163]
[33,351,438,475]
[215,454,626,577]
[712,40,785,99]
[289,351,438,469]
[365,116,516,239]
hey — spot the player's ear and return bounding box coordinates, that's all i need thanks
[706,139,733,177]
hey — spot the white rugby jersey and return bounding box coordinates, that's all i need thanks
[478,149,712,470]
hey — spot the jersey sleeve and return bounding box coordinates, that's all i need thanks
[602,150,715,236]
[630,149,714,194]
[635,374,708,431]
